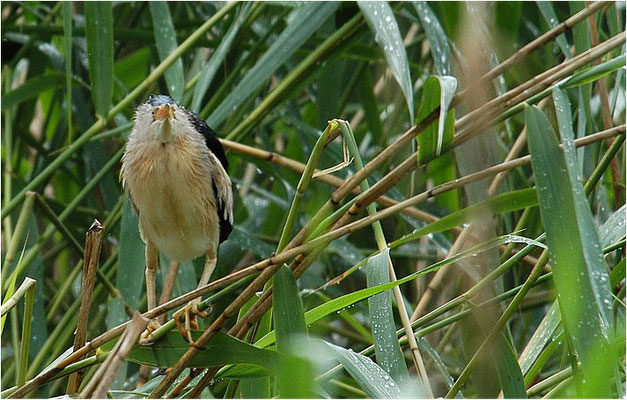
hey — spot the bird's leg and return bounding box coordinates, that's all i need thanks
[139,240,161,345]
[174,249,216,344]
[157,261,180,324]
[137,260,180,386]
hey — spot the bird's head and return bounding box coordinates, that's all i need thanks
[133,95,190,144]
[147,95,176,121]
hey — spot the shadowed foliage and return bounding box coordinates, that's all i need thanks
[1,1,625,398]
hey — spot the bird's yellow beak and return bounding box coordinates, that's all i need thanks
[154,104,174,121]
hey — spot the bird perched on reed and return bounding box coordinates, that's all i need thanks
[121,94,233,345]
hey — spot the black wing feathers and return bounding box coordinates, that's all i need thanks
[185,110,229,173]
[185,109,233,243]
[213,181,233,243]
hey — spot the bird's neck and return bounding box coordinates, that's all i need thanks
[153,119,173,143]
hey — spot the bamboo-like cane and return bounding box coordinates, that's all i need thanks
[277,121,341,252]
[67,220,104,394]
[79,311,149,398]
[16,278,36,389]
[0,278,35,318]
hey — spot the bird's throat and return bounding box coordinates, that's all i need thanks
[155,119,173,144]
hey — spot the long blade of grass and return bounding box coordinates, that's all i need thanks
[416,76,457,160]
[312,291,374,343]
[494,333,527,398]
[149,2,184,102]
[412,2,452,75]
[358,1,414,121]
[518,302,561,378]
[562,54,626,89]
[84,1,113,118]
[552,89,614,329]
[599,205,626,247]
[325,341,403,398]
[274,266,308,351]
[101,330,282,372]
[366,249,410,386]
[525,101,616,396]
[208,2,338,128]
[274,266,314,398]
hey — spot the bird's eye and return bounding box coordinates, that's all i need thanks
[151,110,156,117]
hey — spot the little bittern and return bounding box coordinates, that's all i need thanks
[121,95,233,345]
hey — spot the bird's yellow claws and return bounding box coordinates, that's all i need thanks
[173,299,208,346]
[139,319,161,346]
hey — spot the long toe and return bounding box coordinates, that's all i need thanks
[139,319,161,346]
[173,300,208,344]
[189,299,209,318]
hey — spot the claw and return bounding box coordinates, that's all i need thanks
[173,299,209,346]
[139,319,161,346]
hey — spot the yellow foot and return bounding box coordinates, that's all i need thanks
[173,299,209,346]
[139,319,161,346]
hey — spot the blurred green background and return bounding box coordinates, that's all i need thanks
[1,1,625,398]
